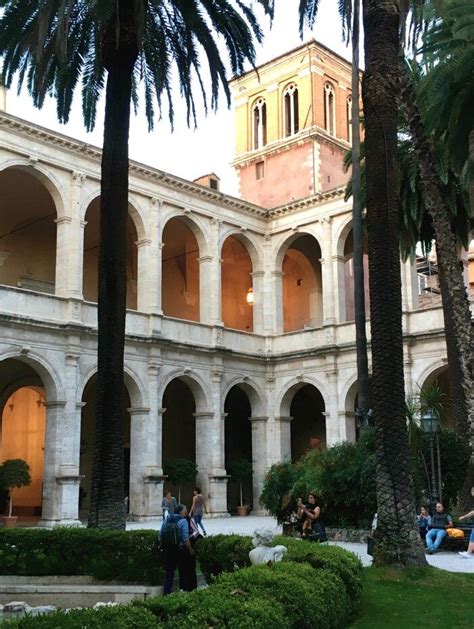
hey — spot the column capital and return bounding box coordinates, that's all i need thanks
[157,407,167,416]
[193,411,214,421]
[136,238,152,248]
[251,270,265,278]
[221,412,229,421]
[127,407,151,416]
[271,270,284,278]
[249,416,268,423]
[199,255,214,263]
[45,400,67,410]
[275,415,293,423]
[55,216,73,226]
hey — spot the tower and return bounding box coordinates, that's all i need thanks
[230,40,355,208]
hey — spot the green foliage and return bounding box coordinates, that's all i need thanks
[259,461,297,524]
[2,605,159,628]
[227,459,252,482]
[195,534,252,582]
[0,528,163,584]
[163,459,197,487]
[142,586,286,628]
[0,459,32,491]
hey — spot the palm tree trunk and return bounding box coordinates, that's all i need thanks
[469,128,474,215]
[88,3,139,529]
[362,0,426,566]
[400,64,473,509]
[351,0,370,422]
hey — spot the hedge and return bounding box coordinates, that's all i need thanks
[0,528,163,584]
[195,534,252,582]
[3,605,160,628]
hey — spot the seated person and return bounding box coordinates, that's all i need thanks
[425,502,453,554]
[416,506,431,540]
[296,493,327,542]
[458,486,474,559]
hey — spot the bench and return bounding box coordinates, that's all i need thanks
[440,524,473,551]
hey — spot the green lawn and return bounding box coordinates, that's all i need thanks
[352,567,474,628]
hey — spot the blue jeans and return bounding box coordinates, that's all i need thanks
[426,528,447,550]
[193,514,206,535]
[162,547,179,595]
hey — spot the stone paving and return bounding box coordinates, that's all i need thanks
[127,515,474,574]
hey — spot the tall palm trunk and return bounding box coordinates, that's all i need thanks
[362,0,425,566]
[400,65,473,508]
[351,0,370,421]
[88,3,139,529]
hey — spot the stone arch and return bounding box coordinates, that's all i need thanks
[277,375,329,418]
[274,228,322,269]
[160,369,210,413]
[77,364,146,409]
[334,215,354,258]
[416,361,453,428]
[0,159,66,219]
[219,229,262,272]
[0,348,62,401]
[222,377,266,417]
[161,212,208,258]
[415,360,449,390]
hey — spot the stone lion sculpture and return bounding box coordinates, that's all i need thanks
[248,528,288,566]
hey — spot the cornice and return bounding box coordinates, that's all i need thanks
[267,186,347,217]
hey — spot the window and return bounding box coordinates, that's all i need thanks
[283,83,299,137]
[209,178,218,190]
[252,98,267,150]
[324,82,336,136]
[256,161,265,180]
[346,95,352,143]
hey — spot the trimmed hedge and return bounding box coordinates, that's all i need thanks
[141,586,287,628]
[195,534,252,582]
[0,528,162,584]
[3,605,159,628]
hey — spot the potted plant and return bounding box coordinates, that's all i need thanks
[163,458,198,503]
[0,459,32,528]
[227,459,253,516]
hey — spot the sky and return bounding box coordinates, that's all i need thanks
[4,0,351,197]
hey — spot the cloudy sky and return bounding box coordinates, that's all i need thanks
[5,0,351,196]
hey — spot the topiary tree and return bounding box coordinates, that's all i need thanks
[227,459,253,508]
[0,459,31,517]
[163,458,197,503]
[260,461,297,524]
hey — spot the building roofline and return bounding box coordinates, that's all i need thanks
[229,39,351,84]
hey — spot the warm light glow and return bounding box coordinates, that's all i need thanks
[246,287,254,305]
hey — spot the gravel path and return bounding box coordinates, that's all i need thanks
[127,515,474,573]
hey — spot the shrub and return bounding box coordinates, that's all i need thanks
[143,587,286,628]
[212,562,348,629]
[195,534,252,582]
[2,605,159,628]
[276,537,363,612]
[260,461,297,523]
[0,528,163,584]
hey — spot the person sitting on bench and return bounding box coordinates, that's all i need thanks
[425,502,453,554]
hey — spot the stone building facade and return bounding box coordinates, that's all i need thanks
[0,45,468,526]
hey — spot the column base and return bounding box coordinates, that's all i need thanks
[206,511,231,519]
[127,514,161,522]
[249,509,270,516]
[37,518,84,528]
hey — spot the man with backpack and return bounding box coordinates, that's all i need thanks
[160,504,194,595]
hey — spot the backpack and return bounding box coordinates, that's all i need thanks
[160,520,180,550]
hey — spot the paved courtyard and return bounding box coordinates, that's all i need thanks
[127,515,474,574]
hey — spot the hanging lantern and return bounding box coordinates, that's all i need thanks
[246,287,254,305]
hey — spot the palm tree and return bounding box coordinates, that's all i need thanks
[0,0,274,529]
[300,0,425,565]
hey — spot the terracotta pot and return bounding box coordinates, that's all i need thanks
[236,505,248,517]
[2,516,18,528]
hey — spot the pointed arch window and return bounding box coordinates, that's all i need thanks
[324,82,336,137]
[283,83,299,137]
[346,95,352,143]
[252,97,267,150]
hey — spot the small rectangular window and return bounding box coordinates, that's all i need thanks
[209,178,218,190]
[256,161,265,180]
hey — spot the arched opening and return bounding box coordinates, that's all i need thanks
[162,379,196,507]
[343,228,370,321]
[0,167,57,294]
[288,384,326,462]
[162,218,200,321]
[283,83,299,137]
[224,386,253,513]
[282,235,322,332]
[221,236,253,331]
[83,198,138,310]
[79,375,131,516]
[345,379,373,443]
[421,367,454,429]
[252,97,267,150]
[0,358,47,517]
[324,82,336,137]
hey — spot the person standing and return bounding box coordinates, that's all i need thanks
[190,487,207,536]
[458,487,474,558]
[179,513,201,591]
[160,504,194,595]
[425,502,453,554]
[161,490,177,521]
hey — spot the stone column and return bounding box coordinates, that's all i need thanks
[68,172,86,298]
[208,218,224,326]
[320,217,336,325]
[401,258,419,311]
[325,369,340,446]
[54,216,73,297]
[251,270,265,334]
[272,270,284,333]
[136,239,152,312]
[262,235,275,334]
[249,416,268,515]
[333,253,346,323]
[338,410,356,443]
[199,254,214,324]
[274,416,293,462]
[148,198,162,315]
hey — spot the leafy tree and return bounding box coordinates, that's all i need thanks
[227,459,252,507]
[0,0,274,529]
[0,458,31,518]
[163,458,197,504]
[260,461,297,524]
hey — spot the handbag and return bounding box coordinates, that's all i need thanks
[446,528,464,539]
